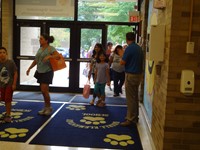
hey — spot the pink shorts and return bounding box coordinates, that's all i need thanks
[0,86,13,102]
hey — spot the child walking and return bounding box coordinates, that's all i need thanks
[0,47,18,123]
[90,52,110,107]
[88,43,104,105]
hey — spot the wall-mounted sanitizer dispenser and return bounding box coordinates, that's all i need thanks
[180,70,195,95]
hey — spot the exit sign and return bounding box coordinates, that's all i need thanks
[129,11,140,22]
[129,16,140,22]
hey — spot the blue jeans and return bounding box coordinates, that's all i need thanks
[113,70,125,95]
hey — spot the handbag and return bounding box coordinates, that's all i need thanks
[49,53,67,71]
[83,82,90,99]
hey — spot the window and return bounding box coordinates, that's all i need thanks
[78,0,138,22]
[15,0,74,20]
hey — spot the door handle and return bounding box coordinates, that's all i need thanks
[77,58,91,62]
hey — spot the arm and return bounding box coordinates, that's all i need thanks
[88,61,93,81]
[26,59,37,75]
[106,67,110,86]
[43,50,60,62]
[51,50,60,59]
[12,70,18,90]
[94,67,97,84]
[120,59,126,66]
[109,55,113,67]
[119,49,126,65]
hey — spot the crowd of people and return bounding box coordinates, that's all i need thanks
[0,32,144,127]
[86,32,143,126]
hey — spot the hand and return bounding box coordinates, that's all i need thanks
[26,69,30,76]
[107,81,111,86]
[12,84,16,91]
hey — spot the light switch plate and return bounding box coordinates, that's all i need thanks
[186,42,194,54]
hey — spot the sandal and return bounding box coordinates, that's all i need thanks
[90,100,94,106]
[96,100,106,107]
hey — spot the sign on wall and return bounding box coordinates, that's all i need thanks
[153,0,166,9]
[15,0,74,17]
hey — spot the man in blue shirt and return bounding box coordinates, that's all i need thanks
[120,32,143,126]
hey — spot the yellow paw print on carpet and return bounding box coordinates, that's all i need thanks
[0,102,17,106]
[0,112,23,119]
[104,134,135,147]
[0,128,29,139]
[66,105,86,111]
[80,116,106,125]
[0,114,4,119]
[11,112,23,119]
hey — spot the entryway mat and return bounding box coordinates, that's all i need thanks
[30,104,142,150]
[13,92,75,102]
[0,101,62,142]
[72,95,127,105]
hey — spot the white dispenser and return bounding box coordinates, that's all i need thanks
[180,70,194,95]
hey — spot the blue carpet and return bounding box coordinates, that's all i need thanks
[72,95,127,105]
[0,101,62,142]
[30,104,143,150]
[13,92,75,102]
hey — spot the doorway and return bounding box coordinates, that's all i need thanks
[15,21,107,93]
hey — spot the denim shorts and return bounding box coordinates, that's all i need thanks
[35,70,54,84]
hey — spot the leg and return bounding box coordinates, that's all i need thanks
[92,83,100,105]
[96,83,106,107]
[38,83,53,115]
[90,92,96,105]
[40,83,51,107]
[125,74,140,122]
[119,72,125,94]
[5,102,11,116]
[113,70,120,96]
[120,74,141,126]
[3,86,13,122]
[109,68,113,91]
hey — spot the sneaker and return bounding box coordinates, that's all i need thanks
[119,89,123,94]
[4,115,12,123]
[38,108,47,115]
[113,93,119,97]
[120,120,138,127]
[38,107,53,116]
[120,120,132,127]
[44,107,53,116]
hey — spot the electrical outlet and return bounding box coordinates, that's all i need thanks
[186,42,194,54]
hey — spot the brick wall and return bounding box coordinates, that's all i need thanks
[2,0,13,58]
[142,0,200,149]
[164,0,200,149]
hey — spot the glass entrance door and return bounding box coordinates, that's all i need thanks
[77,26,107,91]
[49,27,70,87]
[16,23,106,93]
[19,26,41,87]
[18,26,71,88]
[16,21,73,92]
